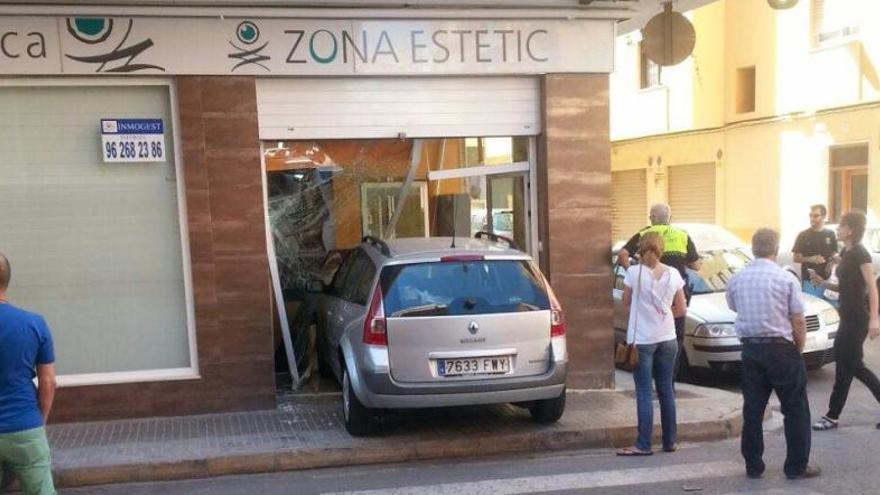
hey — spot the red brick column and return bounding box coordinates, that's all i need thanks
[539,74,614,390]
[176,76,276,412]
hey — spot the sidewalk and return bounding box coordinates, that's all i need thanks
[47,371,745,490]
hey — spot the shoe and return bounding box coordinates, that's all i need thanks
[662,443,678,453]
[746,471,763,480]
[812,416,838,431]
[616,446,653,456]
[786,465,821,480]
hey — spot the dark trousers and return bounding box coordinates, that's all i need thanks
[826,312,880,419]
[740,342,811,477]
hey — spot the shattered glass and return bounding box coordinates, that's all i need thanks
[264,137,531,385]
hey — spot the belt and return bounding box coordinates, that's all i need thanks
[740,337,792,345]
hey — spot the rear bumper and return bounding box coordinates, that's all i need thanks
[355,360,567,409]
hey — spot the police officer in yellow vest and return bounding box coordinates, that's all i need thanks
[618,204,701,376]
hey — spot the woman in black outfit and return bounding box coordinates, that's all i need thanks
[811,211,880,430]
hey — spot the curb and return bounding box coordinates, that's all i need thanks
[53,412,743,489]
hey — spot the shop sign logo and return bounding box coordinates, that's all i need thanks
[101,120,118,133]
[468,321,479,335]
[283,28,550,66]
[228,20,271,71]
[65,17,165,73]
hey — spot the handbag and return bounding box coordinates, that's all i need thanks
[615,341,639,372]
[615,265,641,372]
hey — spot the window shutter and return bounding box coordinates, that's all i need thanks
[668,163,716,224]
[611,169,648,242]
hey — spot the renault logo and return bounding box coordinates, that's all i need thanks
[468,321,479,335]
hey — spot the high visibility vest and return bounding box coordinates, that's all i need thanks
[639,224,689,255]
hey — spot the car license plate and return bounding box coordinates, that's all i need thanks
[437,356,510,376]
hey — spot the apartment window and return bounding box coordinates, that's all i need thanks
[829,143,869,221]
[639,42,662,89]
[736,66,756,114]
[811,0,862,47]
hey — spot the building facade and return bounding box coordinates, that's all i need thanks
[610,0,880,243]
[0,1,636,422]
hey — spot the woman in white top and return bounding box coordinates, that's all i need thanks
[617,232,687,456]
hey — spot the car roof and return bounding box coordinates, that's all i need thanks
[673,223,748,251]
[370,237,530,262]
[612,223,747,253]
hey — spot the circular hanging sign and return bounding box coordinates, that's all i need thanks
[768,0,799,9]
[641,6,696,66]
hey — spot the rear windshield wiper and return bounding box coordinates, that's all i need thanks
[391,304,449,317]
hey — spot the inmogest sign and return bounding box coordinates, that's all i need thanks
[0,16,615,75]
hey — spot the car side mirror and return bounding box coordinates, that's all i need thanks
[306,280,325,294]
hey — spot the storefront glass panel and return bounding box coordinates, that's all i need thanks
[0,84,191,378]
[263,137,535,385]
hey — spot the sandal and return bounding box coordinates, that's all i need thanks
[616,446,653,456]
[812,416,838,431]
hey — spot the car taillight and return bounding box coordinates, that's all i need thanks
[363,288,387,346]
[546,283,566,337]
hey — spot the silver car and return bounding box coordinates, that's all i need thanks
[314,234,568,435]
[613,224,838,379]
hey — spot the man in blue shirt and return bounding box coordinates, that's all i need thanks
[0,253,57,494]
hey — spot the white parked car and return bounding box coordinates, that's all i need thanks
[470,209,515,239]
[613,224,839,378]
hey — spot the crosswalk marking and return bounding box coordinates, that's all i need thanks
[724,490,824,495]
[323,460,743,495]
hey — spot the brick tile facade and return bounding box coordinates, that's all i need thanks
[540,74,614,390]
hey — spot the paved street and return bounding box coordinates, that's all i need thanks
[703,337,880,430]
[60,340,880,494]
[62,423,878,495]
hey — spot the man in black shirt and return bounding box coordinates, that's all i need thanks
[792,205,837,299]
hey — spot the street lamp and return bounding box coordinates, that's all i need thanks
[768,0,799,9]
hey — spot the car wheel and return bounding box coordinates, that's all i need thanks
[342,366,373,436]
[529,387,566,423]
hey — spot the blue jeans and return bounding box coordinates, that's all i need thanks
[633,339,678,451]
[740,342,811,477]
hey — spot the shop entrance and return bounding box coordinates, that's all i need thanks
[361,182,429,239]
[262,137,537,392]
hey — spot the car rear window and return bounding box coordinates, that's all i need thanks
[379,260,550,318]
